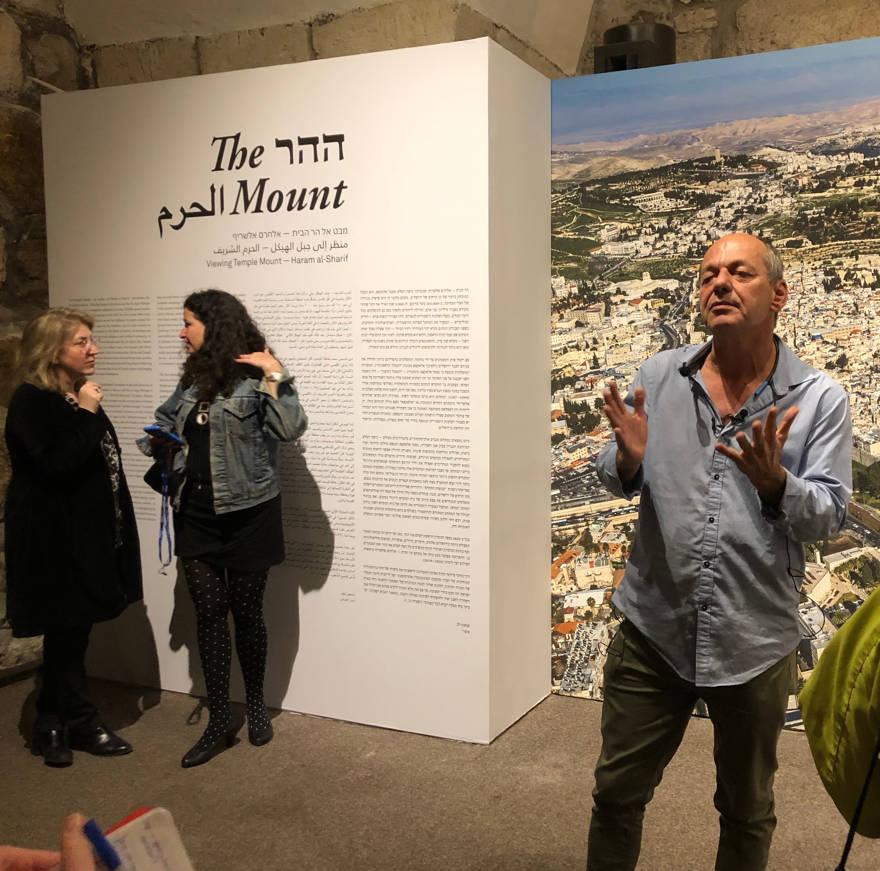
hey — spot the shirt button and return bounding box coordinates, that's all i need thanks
[708,517,715,523]
[713,474,720,480]
[700,604,709,612]
[703,561,710,568]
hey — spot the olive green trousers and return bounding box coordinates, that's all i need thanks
[586,620,794,871]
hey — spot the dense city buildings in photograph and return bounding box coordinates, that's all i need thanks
[550,46,880,725]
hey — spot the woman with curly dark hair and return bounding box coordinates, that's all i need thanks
[140,289,306,768]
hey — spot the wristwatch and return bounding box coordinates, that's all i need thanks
[265,371,284,382]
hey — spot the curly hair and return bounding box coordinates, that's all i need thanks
[16,307,95,393]
[180,289,268,401]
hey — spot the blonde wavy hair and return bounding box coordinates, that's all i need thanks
[16,307,95,393]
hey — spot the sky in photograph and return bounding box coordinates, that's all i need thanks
[551,37,880,145]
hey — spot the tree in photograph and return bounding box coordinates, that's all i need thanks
[578,526,594,550]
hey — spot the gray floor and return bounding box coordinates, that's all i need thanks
[1,675,879,870]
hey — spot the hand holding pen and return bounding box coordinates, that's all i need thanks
[59,815,99,870]
[0,813,98,871]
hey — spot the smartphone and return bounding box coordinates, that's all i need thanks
[143,425,184,445]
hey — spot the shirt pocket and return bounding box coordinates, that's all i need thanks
[222,395,261,440]
[174,397,195,431]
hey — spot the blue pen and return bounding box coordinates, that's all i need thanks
[82,819,122,870]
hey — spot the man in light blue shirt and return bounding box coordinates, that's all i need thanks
[587,233,852,871]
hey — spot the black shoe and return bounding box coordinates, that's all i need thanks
[181,713,245,768]
[68,724,133,757]
[37,728,73,768]
[249,721,274,746]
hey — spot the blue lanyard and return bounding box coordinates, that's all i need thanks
[158,452,174,572]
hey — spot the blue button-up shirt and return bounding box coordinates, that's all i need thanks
[596,338,852,686]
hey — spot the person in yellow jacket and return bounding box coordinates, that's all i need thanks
[799,585,880,865]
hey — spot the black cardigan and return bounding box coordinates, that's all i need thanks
[4,382,143,637]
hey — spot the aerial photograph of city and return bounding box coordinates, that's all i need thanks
[549,37,880,728]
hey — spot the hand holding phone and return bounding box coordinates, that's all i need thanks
[143,425,183,446]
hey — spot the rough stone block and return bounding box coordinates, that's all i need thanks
[0,104,43,214]
[313,0,461,59]
[10,0,62,17]
[0,11,24,95]
[734,0,880,56]
[0,629,42,675]
[27,33,80,91]
[198,23,313,74]
[0,337,19,415]
[452,3,493,42]
[0,410,8,503]
[0,332,25,409]
[676,30,713,65]
[94,36,198,87]
[15,237,46,283]
[0,286,34,358]
[79,45,97,89]
[0,227,6,287]
[675,7,718,34]
[313,0,558,76]
[0,303,43,340]
[17,278,47,306]
[490,25,563,78]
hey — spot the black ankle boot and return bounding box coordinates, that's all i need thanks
[181,712,245,768]
[247,700,273,746]
[249,720,274,746]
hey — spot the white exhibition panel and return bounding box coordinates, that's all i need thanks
[41,38,549,742]
[486,42,551,736]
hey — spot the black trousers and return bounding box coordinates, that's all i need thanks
[35,625,100,733]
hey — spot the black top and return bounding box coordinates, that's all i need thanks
[183,400,211,481]
[174,403,284,571]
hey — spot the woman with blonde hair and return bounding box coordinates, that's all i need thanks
[4,308,143,767]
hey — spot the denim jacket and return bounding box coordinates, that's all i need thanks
[138,370,307,514]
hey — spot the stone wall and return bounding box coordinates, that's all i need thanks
[0,0,87,676]
[3,0,880,679]
[583,0,880,72]
[90,0,564,87]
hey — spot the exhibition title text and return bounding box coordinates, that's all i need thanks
[157,131,347,237]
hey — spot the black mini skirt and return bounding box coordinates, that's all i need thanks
[174,479,284,572]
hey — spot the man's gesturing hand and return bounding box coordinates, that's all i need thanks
[602,381,647,485]
[715,405,799,507]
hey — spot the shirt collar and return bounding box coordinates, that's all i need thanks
[676,335,815,402]
[677,339,713,377]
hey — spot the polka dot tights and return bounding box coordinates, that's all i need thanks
[183,560,272,743]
